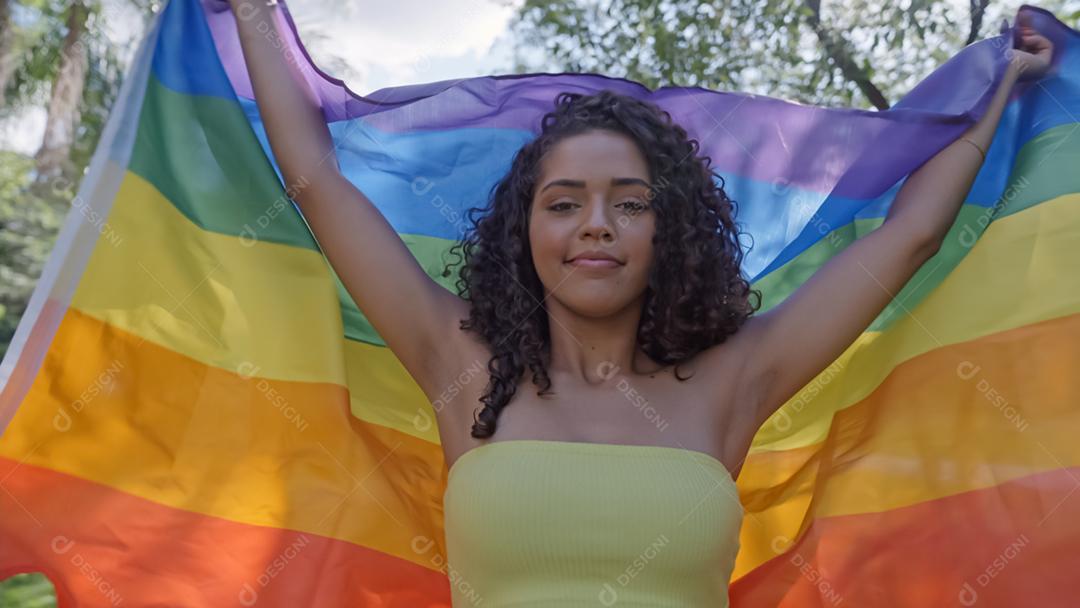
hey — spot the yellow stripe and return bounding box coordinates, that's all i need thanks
[69,168,441,445]
[71,168,344,384]
[732,311,1080,579]
[751,192,1080,453]
[344,338,440,444]
[0,307,449,571]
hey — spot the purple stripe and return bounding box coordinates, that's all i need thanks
[200,0,1030,198]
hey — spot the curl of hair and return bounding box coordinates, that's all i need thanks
[442,89,761,439]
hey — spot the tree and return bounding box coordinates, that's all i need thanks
[0,151,69,361]
[0,0,16,101]
[510,0,1080,109]
[33,0,89,178]
[2,0,157,178]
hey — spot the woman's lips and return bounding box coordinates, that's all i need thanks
[566,258,621,269]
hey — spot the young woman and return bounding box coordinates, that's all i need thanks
[227,2,1053,605]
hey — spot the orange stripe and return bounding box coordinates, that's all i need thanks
[0,457,452,607]
[734,311,1080,579]
[730,466,1080,607]
[0,298,67,433]
[0,307,450,568]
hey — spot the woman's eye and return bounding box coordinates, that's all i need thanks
[549,200,647,212]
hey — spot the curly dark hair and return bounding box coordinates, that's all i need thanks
[442,89,761,439]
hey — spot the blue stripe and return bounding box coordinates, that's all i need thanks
[151,0,236,100]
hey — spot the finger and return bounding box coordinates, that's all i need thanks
[1014,12,1035,48]
[1021,32,1050,50]
[1029,34,1052,53]
[1020,33,1042,50]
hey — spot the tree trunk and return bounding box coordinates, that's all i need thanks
[34,1,90,180]
[0,0,15,105]
[803,0,889,110]
[965,0,991,46]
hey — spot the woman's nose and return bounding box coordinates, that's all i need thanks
[579,200,615,241]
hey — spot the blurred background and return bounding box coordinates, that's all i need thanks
[0,0,1078,604]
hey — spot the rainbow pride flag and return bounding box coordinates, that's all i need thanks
[1,0,1077,605]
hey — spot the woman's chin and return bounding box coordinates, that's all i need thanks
[552,291,636,318]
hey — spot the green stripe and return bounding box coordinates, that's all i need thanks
[994,123,1080,218]
[753,120,1080,330]
[129,74,319,251]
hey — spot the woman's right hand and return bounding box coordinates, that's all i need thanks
[1010,12,1054,81]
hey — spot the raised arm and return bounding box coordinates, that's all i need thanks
[226,0,471,398]
[733,21,1053,430]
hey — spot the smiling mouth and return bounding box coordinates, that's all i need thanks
[566,258,622,269]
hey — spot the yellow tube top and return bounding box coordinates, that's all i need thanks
[442,439,743,607]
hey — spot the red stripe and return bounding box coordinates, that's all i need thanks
[0,457,451,607]
[730,467,1080,607]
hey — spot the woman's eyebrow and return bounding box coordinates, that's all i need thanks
[539,177,650,193]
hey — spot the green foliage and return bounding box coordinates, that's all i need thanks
[0,0,160,352]
[0,573,57,607]
[510,0,1080,108]
[4,0,77,111]
[5,1,133,171]
[0,150,70,361]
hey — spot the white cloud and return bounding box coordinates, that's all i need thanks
[290,0,519,94]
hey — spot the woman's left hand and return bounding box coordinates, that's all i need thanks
[1010,12,1054,81]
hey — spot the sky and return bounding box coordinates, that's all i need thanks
[1,0,519,155]
[289,0,519,95]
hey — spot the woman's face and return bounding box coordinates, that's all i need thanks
[528,129,657,318]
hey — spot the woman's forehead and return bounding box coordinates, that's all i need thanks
[538,132,650,185]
